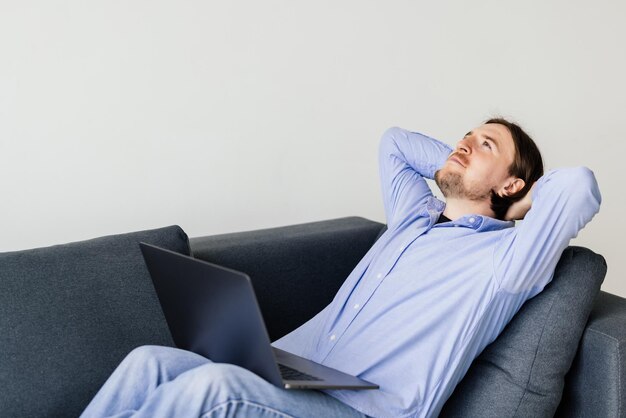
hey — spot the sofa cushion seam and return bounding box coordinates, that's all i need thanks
[512,292,559,416]
[586,327,626,343]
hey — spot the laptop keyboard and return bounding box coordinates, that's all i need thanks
[278,363,322,381]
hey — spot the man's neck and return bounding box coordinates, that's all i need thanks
[442,197,495,221]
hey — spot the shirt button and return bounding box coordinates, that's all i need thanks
[377,273,383,279]
[469,217,475,223]
[354,304,360,309]
[330,334,336,341]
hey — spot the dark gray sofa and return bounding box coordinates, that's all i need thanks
[1,217,623,417]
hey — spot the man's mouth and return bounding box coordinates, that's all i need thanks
[449,156,465,167]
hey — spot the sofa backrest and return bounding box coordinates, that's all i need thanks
[190,216,384,341]
[0,226,189,418]
[440,245,606,417]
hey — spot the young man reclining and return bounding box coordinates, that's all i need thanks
[81,117,601,418]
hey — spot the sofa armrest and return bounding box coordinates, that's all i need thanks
[556,291,626,418]
[189,216,384,341]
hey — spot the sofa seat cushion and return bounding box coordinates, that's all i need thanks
[0,226,189,418]
[440,246,607,418]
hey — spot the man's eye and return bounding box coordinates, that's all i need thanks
[482,141,492,149]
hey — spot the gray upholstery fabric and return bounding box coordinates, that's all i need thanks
[440,246,607,418]
[0,226,189,418]
[555,291,626,418]
[1,217,616,417]
[190,216,383,341]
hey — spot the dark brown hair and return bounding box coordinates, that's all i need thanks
[486,117,544,220]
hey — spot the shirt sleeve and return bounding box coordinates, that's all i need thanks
[379,127,453,228]
[493,166,602,293]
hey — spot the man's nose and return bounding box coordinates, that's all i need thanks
[456,140,470,154]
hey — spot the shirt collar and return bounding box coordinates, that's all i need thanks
[425,196,514,232]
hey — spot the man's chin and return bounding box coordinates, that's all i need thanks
[434,168,452,184]
[433,171,491,201]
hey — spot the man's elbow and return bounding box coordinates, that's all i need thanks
[569,166,602,213]
[380,126,402,146]
[379,126,404,157]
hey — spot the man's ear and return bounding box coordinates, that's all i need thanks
[498,178,525,197]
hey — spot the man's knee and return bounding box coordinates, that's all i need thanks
[182,363,264,396]
[126,345,169,359]
[123,345,179,367]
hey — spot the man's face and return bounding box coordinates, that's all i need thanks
[435,123,517,201]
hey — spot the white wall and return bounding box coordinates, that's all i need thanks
[1,1,624,297]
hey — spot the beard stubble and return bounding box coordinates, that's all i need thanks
[434,169,492,202]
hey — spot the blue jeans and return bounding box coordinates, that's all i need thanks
[80,345,369,418]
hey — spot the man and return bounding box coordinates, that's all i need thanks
[81,118,601,418]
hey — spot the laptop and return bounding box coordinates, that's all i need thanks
[139,242,379,390]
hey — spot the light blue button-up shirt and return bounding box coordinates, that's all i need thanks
[272,127,601,418]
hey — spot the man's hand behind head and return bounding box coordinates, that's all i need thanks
[504,182,537,221]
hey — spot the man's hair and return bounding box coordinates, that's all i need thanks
[486,117,544,220]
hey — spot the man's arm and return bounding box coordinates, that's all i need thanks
[494,167,601,293]
[379,127,453,228]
